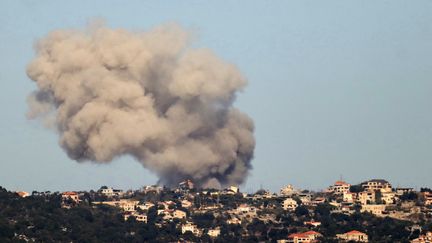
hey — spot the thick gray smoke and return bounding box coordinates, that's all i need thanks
[26,23,255,188]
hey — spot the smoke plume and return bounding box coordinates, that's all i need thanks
[26,23,255,188]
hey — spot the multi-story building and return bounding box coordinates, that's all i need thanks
[182,222,202,236]
[343,192,356,203]
[358,191,376,205]
[328,181,351,194]
[100,187,114,197]
[362,179,392,193]
[16,191,29,198]
[119,200,139,212]
[381,191,396,204]
[179,179,194,190]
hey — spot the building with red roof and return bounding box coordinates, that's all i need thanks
[283,230,321,243]
[304,221,322,227]
[16,191,29,198]
[61,191,79,203]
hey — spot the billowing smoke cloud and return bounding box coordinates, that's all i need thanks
[26,23,255,188]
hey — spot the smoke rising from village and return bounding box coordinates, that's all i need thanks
[26,23,255,188]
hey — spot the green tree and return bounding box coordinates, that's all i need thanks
[295,205,309,217]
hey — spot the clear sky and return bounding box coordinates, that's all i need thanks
[0,1,431,193]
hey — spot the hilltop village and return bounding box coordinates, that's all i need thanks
[4,179,432,242]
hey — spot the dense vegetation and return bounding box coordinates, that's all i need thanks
[1,186,431,242]
[0,187,180,242]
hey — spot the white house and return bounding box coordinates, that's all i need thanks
[358,191,376,205]
[229,186,240,193]
[298,193,312,204]
[208,227,221,238]
[136,202,154,211]
[97,199,139,212]
[173,209,187,219]
[396,188,414,196]
[381,191,396,204]
[361,204,386,216]
[99,187,114,197]
[280,184,299,196]
[236,204,257,214]
[124,212,147,223]
[286,231,322,243]
[227,217,242,225]
[283,198,298,211]
[328,181,351,194]
[181,222,201,236]
[337,230,368,242]
[119,200,139,212]
[181,199,193,208]
[343,192,356,203]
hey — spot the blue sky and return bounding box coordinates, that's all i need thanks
[0,1,431,193]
